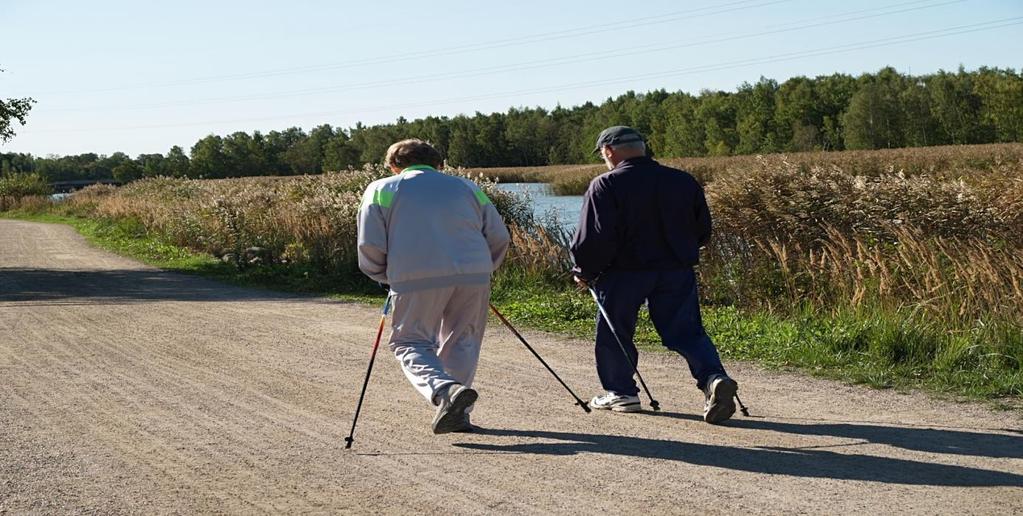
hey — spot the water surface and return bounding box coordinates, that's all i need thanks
[497,183,582,232]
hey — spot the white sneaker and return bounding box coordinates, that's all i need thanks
[589,392,642,412]
[703,374,737,424]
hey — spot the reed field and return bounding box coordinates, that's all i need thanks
[36,168,537,289]
[4,143,1022,400]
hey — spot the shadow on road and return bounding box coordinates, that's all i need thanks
[0,267,333,304]
[456,425,1023,487]
[731,418,1023,460]
[641,411,1023,459]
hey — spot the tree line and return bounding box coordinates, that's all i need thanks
[3,66,1021,183]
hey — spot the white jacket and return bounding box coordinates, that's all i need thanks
[357,165,511,293]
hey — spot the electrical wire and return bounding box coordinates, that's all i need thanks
[42,0,963,113]
[23,16,1021,134]
[33,0,789,95]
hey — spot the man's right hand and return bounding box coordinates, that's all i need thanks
[573,275,589,290]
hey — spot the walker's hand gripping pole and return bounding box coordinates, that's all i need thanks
[588,288,660,411]
[490,304,591,413]
[344,294,394,449]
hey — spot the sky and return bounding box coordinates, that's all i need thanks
[1,0,1021,157]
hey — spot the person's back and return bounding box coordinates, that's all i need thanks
[586,157,710,274]
[357,139,510,435]
[360,167,505,293]
[572,156,711,282]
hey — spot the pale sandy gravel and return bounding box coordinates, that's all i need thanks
[0,218,1020,515]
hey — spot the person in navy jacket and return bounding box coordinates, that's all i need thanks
[571,126,739,423]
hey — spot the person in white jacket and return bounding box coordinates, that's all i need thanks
[357,139,511,434]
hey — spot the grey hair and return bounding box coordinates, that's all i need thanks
[609,140,646,154]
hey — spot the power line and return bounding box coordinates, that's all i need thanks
[762,0,940,29]
[43,0,963,113]
[34,0,789,96]
[23,16,1022,135]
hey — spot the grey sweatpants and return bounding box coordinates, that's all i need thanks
[388,283,490,405]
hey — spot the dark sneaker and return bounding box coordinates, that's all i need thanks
[703,374,738,424]
[589,391,642,412]
[432,384,478,434]
[450,413,476,433]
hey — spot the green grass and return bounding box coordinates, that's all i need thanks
[491,278,1022,402]
[4,211,1020,406]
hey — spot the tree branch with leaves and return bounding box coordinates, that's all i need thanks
[1,68,35,144]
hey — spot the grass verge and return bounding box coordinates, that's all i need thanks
[493,281,1021,403]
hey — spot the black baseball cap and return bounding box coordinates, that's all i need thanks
[593,126,645,153]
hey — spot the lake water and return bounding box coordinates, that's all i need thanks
[496,183,583,232]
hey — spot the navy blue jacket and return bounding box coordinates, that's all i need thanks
[570,157,712,282]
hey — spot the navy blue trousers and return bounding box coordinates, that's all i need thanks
[592,268,726,395]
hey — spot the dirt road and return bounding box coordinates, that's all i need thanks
[1,219,1021,514]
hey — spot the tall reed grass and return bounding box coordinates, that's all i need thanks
[701,158,1022,320]
[7,145,1021,398]
[53,165,539,283]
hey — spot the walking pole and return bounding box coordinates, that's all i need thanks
[489,304,591,413]
[735,393,751,417]
[588,288,660,411]
[344,294,394,449]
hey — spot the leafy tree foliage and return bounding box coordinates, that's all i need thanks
[0,67,35,144]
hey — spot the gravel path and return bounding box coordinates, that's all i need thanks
[1,219,1021,514]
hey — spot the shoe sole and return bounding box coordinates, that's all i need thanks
[433,387,479,434]
[589,400,643,413]
[704,378,737,424]
[611,403,642,413]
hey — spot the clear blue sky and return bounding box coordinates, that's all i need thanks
[2,0,1021,157]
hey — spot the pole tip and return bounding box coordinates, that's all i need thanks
[650,400,661,411]
[344,437,354,449]
[579,401,592,413]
